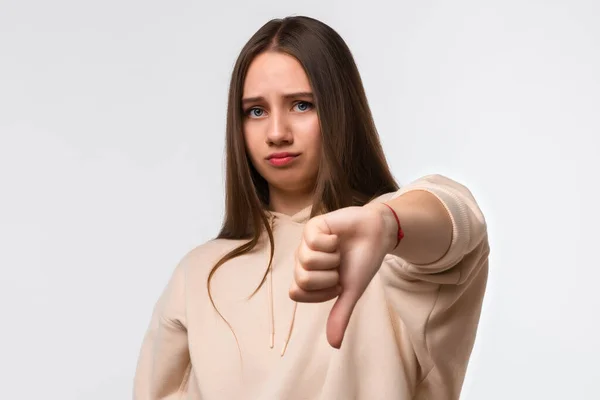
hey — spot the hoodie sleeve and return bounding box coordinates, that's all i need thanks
[133,258,191,399]
[376,174,490,399]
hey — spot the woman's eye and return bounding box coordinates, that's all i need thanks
[247,108,265,118]
[293,101,313,112]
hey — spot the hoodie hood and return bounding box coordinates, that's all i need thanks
[267,204,313,224]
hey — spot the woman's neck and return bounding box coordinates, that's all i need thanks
[268,187,313,216]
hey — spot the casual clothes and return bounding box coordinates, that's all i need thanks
[134,174,489,399]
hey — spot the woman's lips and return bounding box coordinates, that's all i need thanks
[266,152,300,167]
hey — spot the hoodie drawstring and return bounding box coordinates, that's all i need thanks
[267,260,275,349]
[280,301,297,356]
[267,213,298,357]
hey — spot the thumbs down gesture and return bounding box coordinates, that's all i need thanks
[289,204,396,349]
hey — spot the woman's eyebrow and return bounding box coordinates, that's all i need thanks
[242,92,314,105]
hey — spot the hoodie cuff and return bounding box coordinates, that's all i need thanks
[388,181,472,273]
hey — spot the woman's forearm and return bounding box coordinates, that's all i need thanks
[367,190,453,265]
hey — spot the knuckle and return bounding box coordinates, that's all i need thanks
[330,269,340,283]
[289,285,300,301]
[296,245,309,264]
[298,248,319,270]
[304,234,319,250]
[306,217,321,230]
[295,269,312,290]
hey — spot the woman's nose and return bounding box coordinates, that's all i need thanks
[265,113,293,145]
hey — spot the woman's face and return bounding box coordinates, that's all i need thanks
[242,51,321,199]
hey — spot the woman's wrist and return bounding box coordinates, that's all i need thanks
[364,202,400,254]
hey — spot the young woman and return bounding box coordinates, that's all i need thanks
[134,16,489,400]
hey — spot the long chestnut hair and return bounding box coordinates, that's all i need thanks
[208,16,399,313]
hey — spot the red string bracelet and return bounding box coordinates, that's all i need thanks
[382,203,405,249]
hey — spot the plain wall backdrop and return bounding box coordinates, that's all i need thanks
[1,0,598,399]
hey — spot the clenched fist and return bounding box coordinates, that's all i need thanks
[289,204,396,349]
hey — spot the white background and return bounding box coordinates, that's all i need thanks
[1,0,599,399]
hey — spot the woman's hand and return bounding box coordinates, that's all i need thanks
[289,204,396,349]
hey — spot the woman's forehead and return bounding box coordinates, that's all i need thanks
[243,52,311,98]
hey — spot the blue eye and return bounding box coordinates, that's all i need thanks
[247,108,265,118]
[294,101,313,112]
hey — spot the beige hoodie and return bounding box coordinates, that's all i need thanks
[133,174,489,400]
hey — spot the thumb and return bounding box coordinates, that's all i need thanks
[326,289,360,349]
